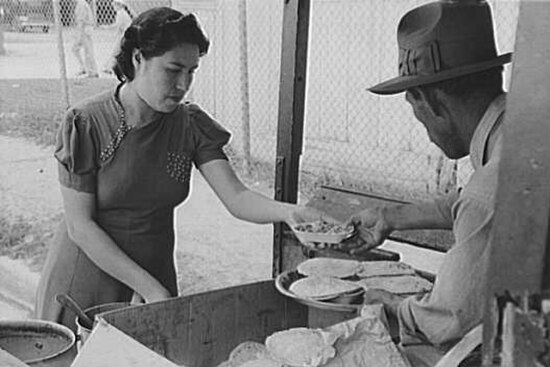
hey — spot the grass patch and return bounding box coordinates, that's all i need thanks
[0,78,118,146]
[0,214,62,272]
[0,78,115,267]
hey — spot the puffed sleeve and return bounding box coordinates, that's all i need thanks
[54,109,97,193]
[188,103,231,167]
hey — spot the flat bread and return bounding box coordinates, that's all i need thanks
[358,275,433,295]
[296,258,360,278]
[357,261,415,278]
[289,276,362,300]
[265,328,336,367]
[228,342,270,366]
[240,359,281,367]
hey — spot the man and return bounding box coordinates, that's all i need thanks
[343,1,511,365]
[72,0,98,78]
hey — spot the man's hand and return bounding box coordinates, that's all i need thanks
[339,207,392,255]
[363,288,404,317]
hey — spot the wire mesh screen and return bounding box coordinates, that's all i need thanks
[194,0,519,202]
[300,0,519,201]
[0,0,520,201]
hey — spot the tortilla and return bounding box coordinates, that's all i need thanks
[289,276,362,300]
[296,258,360,278]
[239,359,281,367]
[228,341,270,366]
[265,328,336,367]
[356,261,415,278]
[358,275,433,295]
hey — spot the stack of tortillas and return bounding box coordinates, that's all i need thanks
[265,328,336,367]
[289,276,362,300]
[218,329,336,367]
[297,258,360,278]
[290,258,433,298]
[356,261,433,294]
[290,258,362,300]
[357,275,433,294]
[216,341,281,367]
[356,260,415,278]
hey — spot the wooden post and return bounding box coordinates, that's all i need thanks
[0,25,6,55]
[273,0,311,276]
[52,0,70,109]
[482,1,550,365]
[238,0,251,176]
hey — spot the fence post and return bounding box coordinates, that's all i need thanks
[238,0,251,176]
[273,0,311,276]
[0,5,5,55]
[0,26,5,55]
[52,0,70,108]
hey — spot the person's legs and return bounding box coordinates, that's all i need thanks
[81,28,98,77]
[72,32,86,76]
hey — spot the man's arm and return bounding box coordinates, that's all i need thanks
[341,191,458,254]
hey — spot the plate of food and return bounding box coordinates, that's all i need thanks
[275,270,364,312]
[356,260,416,278]
[296,258,361,279]
[356,274,433,295]
[289,276,363,301]
[292,220,355,245]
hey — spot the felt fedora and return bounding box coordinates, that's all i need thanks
[369,0,512,95]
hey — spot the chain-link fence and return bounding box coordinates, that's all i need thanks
[301,0,519,200]
[0,0,520,202]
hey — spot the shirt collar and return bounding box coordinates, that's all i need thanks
[469,93,506,170]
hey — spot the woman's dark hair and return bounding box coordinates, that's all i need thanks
[113,7,210,82]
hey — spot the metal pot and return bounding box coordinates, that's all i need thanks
[0,320,76,367]
[75,302,130,351]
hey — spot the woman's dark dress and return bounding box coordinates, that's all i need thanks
[35,86,230,331]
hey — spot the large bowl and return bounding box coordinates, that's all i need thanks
[75,302,132,350]
[0,319,76,366]
[275,270,364,312]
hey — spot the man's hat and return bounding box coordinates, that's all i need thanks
[368,0,512,95]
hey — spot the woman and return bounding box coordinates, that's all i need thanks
[35,7,328,331]
[101,0,135,74]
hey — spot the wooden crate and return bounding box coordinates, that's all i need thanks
[98,280,315,367]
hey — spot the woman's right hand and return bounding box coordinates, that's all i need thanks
[141,285,172,304]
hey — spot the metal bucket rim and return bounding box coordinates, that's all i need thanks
[76,302,131,333]
[0,319,75,363]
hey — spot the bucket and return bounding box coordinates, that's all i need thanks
[75,302,130,350]
[0,320,76,367]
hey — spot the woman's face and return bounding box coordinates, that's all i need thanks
[133,43,200,113]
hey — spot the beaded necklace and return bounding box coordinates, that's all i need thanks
[99,84,133,161]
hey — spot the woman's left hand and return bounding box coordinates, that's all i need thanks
[286,205,337,227]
